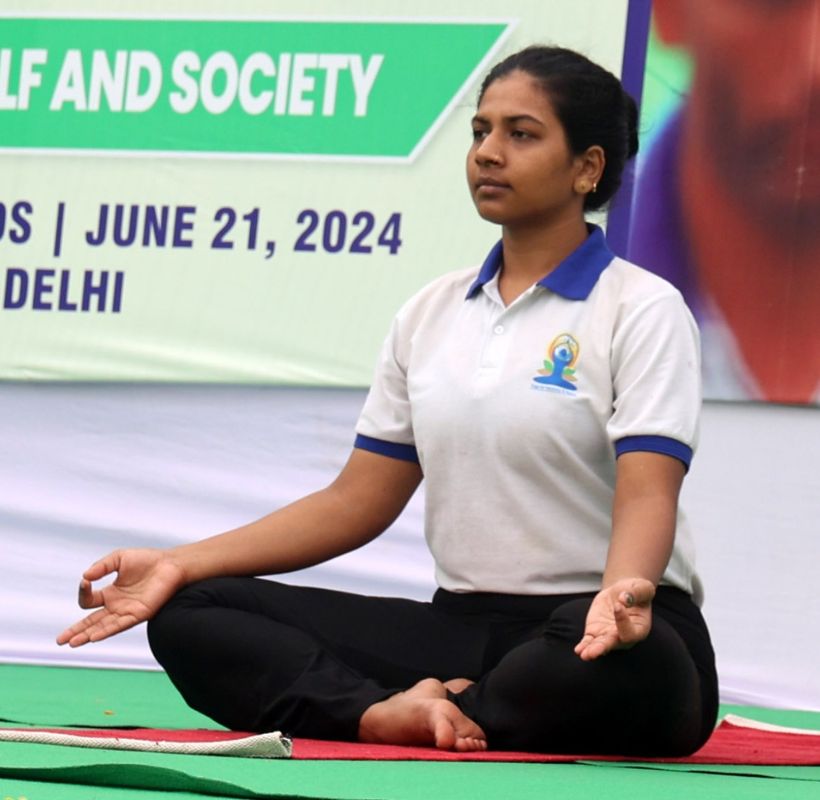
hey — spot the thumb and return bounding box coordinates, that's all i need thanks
[82,551,122,582]
[617,578,655,608]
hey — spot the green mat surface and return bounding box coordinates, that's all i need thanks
[2,664,820,800]
[0,663,217,729]
[5,757,820,800]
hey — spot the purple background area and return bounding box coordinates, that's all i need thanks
[606,0,651,257]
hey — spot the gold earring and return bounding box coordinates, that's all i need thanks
[578,182,590,193]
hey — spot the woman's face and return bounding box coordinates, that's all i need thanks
[467,70,585,230]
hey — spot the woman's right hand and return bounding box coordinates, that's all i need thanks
[56,548,187,647]
[56,450,422,649]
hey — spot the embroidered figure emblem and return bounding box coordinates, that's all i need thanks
[533,333,579,391]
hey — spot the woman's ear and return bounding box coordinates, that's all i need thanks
[573,145,605,195]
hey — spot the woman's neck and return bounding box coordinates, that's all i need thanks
[497,215,589,305]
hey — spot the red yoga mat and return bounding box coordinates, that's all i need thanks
[2,715,818,764]
[293,716,820,764]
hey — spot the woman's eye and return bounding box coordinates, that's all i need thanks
[471,129,487,141]
[511,130,530,139]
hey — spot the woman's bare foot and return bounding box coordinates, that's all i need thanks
[358,678,487,751]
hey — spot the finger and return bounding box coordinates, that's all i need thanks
[614,600,653,647]
[79,588,108,610]
[576,627,619,660]
[57,618,94,646]
[613,601,635,639]
[82,552,121,582]
[622,579,655,606]
[56,626,80,646]
[57,606,109,645]
[614,599,638,625]
[77,579,106,610]
[58,607,113,645]
[68,611,140,647]
[577,634,616,661]
[84,614,139,644]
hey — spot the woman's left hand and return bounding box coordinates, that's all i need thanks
[574,578,655,661]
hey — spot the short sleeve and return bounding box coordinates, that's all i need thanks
[354,313,419,461]
[607,289,702,469]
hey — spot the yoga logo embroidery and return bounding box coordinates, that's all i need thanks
[532,333,580,393]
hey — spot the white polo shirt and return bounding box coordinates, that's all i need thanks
[355,226,703,603]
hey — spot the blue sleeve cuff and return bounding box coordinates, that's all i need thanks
[354,434,420,464]
[615,435,693,472]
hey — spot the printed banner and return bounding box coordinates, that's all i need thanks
[0,1,631,385]
[0,18,507,159]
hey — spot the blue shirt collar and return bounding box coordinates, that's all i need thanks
[465,224,614,301]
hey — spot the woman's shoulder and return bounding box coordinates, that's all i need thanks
[598,257,698,343]
[599,255,688,309]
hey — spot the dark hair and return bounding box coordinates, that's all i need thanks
[478,46,639,211]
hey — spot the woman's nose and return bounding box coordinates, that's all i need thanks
[475,135,502,166]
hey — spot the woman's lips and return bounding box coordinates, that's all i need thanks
[475,178,511,194]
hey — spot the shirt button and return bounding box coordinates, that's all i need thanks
[493,324,504,335]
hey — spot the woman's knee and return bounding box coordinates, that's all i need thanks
[541,598,591,642]
[470,599,707,755]
[146,577,243,662]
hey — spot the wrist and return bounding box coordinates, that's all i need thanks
[164,545,199,586]
[602,572,659,590]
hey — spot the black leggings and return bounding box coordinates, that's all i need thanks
[147,578,718,756]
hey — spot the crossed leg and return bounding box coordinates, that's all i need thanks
[147,577,491,743]
[148,579,715,755]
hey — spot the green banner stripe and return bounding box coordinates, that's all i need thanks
[0,18,510,157]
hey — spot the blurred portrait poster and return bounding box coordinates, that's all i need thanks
[627,0,820,405]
